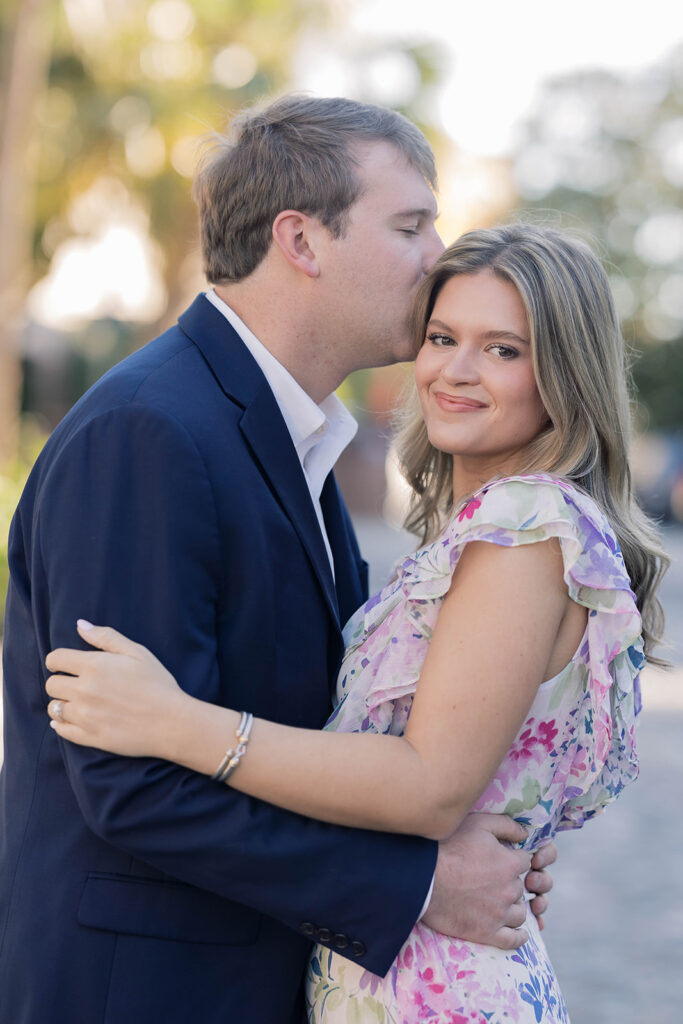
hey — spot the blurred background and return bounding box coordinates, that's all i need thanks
[0,0,681,1020]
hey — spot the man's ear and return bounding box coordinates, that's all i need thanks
[271,211,321,278]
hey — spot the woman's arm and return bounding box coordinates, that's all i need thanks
[47,538,575,841]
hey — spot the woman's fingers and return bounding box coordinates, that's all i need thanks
[43,626,184,758]
[45,624,143,677]
[45,647,92,676]
[46,680,87,726]
[46,622,146,686]
[47,698,68,722]
[46,672,80,700]
[76,620,142,656]
[49,717,93,747]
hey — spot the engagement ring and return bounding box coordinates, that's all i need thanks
[48,699,64,722]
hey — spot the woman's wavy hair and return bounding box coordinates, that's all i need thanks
[395,223,668,663]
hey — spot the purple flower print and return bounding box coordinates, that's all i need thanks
[364,589,384,615]
[358,970,381,996]
[308,473,637,1024]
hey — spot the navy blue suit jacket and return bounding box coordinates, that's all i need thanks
[0,296,437,1023]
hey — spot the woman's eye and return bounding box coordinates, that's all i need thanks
[426,332,455,347]
[489,344,519,359]
[400,228,419,235]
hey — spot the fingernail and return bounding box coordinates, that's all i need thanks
[77,619,94,631]
[49,720,57,730]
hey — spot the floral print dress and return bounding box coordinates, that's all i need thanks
[306,475,643,1024]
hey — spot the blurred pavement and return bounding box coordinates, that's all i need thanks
[353,516,683,1024]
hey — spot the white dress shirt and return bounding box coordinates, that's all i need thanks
[205,289,434,919]
[205,289,357,577]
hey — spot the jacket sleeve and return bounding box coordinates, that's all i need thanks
[35,401,437,976]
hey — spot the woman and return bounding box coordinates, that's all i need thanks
[46,224,666,1023]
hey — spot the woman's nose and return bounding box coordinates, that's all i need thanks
[441,346,480,384]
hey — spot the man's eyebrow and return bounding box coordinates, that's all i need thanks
[427,319,529,344]
[392,207,440,221]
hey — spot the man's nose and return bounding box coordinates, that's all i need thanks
[423,226,445,272]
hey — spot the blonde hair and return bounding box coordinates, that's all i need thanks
[396,223,668,663]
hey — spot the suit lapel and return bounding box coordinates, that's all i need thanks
[320,473,365,625]
[178,295,340,627]
[239,393,340,624]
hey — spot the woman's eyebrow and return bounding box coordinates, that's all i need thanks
[426,320,529,345]
[482,329,530,344]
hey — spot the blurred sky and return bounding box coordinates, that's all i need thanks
[300,0,682,155]
[25,0,683,329]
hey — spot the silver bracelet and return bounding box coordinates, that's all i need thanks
[212,711,254,784]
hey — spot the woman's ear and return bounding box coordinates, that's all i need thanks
[271,210,320,278]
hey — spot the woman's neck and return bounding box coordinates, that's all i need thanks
[451,453,529,507]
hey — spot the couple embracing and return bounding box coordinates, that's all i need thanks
[0,96,664,1023]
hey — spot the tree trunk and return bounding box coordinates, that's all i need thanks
[0,0,52,466]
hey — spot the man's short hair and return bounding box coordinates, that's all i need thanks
[193,94,437,283]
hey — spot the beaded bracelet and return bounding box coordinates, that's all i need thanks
[212,711,254,784]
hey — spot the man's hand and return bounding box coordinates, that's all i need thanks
[422,813,535,949]
[525,840,556,931]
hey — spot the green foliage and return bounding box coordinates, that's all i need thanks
[511,46,683,428]
[4,0,447,382]
[0,425,46,636]
[632,339,683,431]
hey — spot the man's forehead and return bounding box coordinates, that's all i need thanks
[353,139,432,181]
[353,143,437,210]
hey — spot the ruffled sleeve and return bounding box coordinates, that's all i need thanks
[331,473,643,838]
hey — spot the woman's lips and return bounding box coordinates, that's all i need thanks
[433,392,487,412]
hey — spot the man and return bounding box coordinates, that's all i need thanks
[0,96,554,1023]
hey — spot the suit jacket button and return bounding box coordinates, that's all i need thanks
[350,940,366,957]
[299,922,316,937]
[333,933,349,950]
[316,927,333,943]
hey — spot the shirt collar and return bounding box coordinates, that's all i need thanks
[204,290,357,495]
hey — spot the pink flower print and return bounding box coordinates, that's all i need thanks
[420,966,436,984]
[508,718,559,765]
[475,775,508,809]
[445,939,473,966]
[458,497,482,521]
[423,969,446,995]
[509,721,540,763]
[537,719,559,752]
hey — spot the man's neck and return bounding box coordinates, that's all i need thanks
[213,280,343,404]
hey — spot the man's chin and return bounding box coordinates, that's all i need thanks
[393,339,420,366]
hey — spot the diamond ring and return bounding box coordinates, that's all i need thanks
[48,699,65,722]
